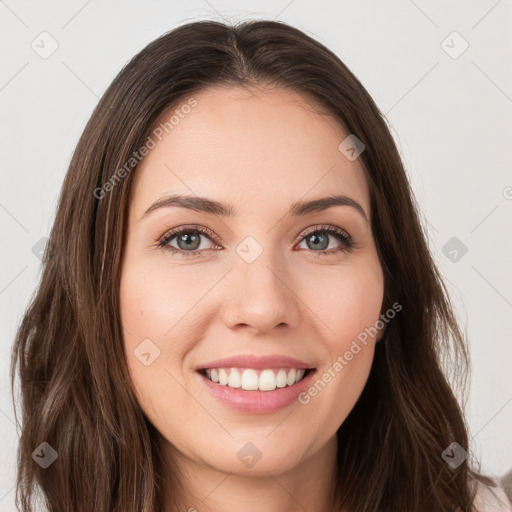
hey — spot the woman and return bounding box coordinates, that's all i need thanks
[10,19,510,512]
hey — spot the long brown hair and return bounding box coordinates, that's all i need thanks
[11,19,489,511]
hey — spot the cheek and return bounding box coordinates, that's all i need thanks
[119,263,188,401]
[119,259,223,411]
[119,259,205,353]
[295,261,383,420]
[300,260,384,347]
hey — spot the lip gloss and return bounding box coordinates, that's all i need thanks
[197,369,315,413]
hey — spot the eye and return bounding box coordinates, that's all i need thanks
[157,224,354,258]
[296,225,354,257]
[157,225,220,257]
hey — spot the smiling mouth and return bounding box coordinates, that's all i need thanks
[198,367,314,392]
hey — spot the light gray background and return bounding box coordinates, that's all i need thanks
[1,1,511,509]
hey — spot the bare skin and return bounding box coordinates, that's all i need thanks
[119,85,385,512]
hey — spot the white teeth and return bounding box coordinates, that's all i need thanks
[276,369,287,388]
[227,368,241,388]
[241,369,259,390]
[203,367,309,391]
[218,369,228,385]
[259,369,276,391]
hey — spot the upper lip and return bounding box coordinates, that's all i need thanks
[196,354,315,370]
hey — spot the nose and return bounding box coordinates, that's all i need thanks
[220,250,302,335]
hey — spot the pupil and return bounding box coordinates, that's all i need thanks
[309,233,328,250]
[178,232,200,250]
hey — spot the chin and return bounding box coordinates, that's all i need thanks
[198,431,315,477]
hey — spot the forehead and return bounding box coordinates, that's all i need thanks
[130,85,370,219]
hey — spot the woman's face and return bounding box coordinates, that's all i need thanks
[119,85,385,477]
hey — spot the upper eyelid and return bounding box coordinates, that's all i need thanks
[301,224,350,238]
[159,224,219,245]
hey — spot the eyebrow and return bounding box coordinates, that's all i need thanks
[141,193,368,222]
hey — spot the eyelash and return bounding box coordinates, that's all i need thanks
[156,224,354,259]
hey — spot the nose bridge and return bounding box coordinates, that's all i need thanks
[221,236,301,332]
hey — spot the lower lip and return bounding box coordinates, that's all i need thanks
[197,370,316,413]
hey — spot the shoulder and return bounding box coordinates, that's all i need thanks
[473,477,512,512]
